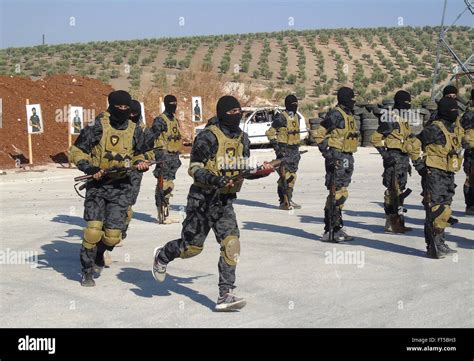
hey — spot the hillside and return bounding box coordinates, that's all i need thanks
[1,26,472,114]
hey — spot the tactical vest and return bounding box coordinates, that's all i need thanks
[327,107,359,153]
[154,113,182,153]
[425,120,463,173]
[384,112,412,152]
[90,113,136,174]
[194,125,244,194]
[276,111,300,145]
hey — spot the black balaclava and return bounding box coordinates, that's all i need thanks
[285,94,298,113]
[443,85,458,98]
[394,90,411,110]
[216,95,242,132]
[337,87,356,111]
[130,100,142,124]
[108,90,132,125]
[438,97,459,123]
[164,94,177,115]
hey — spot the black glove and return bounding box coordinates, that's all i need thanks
[209,175,231,188]
[84,166,101,176]
[413,159,427,177]
[318,139,329,154]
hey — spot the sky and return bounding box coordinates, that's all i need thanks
[0,0,472,48]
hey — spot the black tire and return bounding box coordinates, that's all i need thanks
[361,116,378,147]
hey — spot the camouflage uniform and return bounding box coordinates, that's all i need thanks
[416,117,463,254]
[157,123,250,296]
[147,111,182,210]
[371,109,421,231]
[265,110,301,207]
[313,105,359,234]
[69,112,147,276]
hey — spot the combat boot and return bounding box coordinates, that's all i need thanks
[385,214,406,233]
[426,232,448,259]
[439,231,457,254]
[289,200,302,209]
[80,272,95,287]
[399,216,413,232]
[215,289,246,312]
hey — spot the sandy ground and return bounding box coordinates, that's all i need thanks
[0,146,472,328]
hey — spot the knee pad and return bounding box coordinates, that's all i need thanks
[102,228,122,247]
[126,206,133,225]
[286,172,297,188]
[83,221,104,249]
[179,244,203,259]
[220,235,240,266]
[335,187,348,209]
[163,180,175,196]
[432,204,452,229]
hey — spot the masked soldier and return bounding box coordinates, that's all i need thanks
[461,89,474,215]
[148,95,182,223]
[413,97,463,258]
[427,85,458,124]
[121,100,146,241]
[266,95,302,210]
[371,90,420,233]
[313,87,359,242]
[152,95,273,311]
[69,90,150,286]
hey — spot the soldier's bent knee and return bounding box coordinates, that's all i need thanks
[83,221,104,249]
[221,235,240,266]
[102,228,122,247]
[179,244,203,259]
[432,205,452,229]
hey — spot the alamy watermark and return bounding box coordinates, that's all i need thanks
[325,248,365,268]
[379,108,423,126]
[0,248,38,268]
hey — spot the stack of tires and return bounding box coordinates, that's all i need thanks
[307,117,323,145]
[361,112,378,147]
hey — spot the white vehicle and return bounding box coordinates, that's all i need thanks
[195,106,308,145]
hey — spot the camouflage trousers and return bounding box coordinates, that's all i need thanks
[463,149,474,208]
[158,186,239,295]
[422,168,456,231]
[154,150,182,206]
[323,148,354,232]
[382,150,411,215]
[276,144,301,204]
[81,180,132,273]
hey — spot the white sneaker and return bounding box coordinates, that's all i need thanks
[152,247,167,282]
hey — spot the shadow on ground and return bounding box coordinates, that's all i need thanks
[117,268,215,310]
